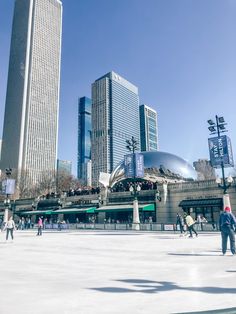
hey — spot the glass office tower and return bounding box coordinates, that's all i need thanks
[139,104,158,152]
[0,0,62,185]
[77,97,92,185]
[91,71,140,185]
[57,159,72,176]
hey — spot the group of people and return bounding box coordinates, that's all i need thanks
[176,207,236,255]
[176,213,199,238]
[1,207,236,255]
[66,186,100,196]
[110,180,158,193]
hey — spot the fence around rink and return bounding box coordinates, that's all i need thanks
[41,222,219,231]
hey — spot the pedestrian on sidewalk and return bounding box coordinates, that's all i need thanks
[219,207,236,255]
[37,217,43,236]
[4,216,16,241]
[184,213,198,238]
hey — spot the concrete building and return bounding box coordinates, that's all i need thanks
[193,159,216,180]
[0,0,62,185]
[91,71,140,185]
[3,151,235,227]
[77,96,92,186]
[139,104,158,151]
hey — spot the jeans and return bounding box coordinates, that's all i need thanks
[37,226,42,236]
[188,224,198,237]
[6,228,14,240]
[221,225,235,254]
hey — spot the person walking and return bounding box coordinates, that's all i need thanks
[4,216,16,241]
[219,207,236,255]
[184,213,198,238]
[37,217,43,236]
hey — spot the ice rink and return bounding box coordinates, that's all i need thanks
[0,230,235,314]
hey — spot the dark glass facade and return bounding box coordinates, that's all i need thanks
[77,97,92,183]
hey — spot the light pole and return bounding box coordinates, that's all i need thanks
[207,115,234,211]
[125,136,141,230]
[216,176,233,194]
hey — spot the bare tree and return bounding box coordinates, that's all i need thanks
[36,170,56,196]
[56,171,80,194]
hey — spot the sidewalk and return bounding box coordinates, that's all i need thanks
[0,230,235,314]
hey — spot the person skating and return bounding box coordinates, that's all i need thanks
[4,216,16,241]
[37,217,43,236]
[219,207,236,255]
[184,213,198,238]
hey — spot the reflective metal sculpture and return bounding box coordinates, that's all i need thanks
[109,151,197,187]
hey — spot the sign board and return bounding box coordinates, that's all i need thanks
[2,179,15,195]
[164,224,174,231]
[124,153,144,178]
[208,135,234,168]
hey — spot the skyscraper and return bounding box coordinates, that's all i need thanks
[139,104,158,152]
[91,71,140,185]
[57,159,72,176]
[77,96,92,185]
[0,0,62,185]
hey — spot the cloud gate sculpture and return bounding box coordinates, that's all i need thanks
[109,151,197,187]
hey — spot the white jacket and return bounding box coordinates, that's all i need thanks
[185,215,195,227]
[5,220,16,229]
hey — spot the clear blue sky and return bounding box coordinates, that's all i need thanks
[0,0,236,176]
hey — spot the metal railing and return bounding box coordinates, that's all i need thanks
[16,222,219,232]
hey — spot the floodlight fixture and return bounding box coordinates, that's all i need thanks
[208,126,216,133]
[218,116,225,123]
[207,119,215,125]
[219,124,226,130]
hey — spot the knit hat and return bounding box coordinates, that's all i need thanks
[224,206,231,212]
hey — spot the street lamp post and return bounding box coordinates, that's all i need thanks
[207,115,234,211]
[216,176,233,194]
[125,136,141,230]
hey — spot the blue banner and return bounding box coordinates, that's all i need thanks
[208,135,234,168]
[124,153,144,178]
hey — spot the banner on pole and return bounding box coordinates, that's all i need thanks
[2,179,15,195]
[124,153,144,178]
[208,135,234,168]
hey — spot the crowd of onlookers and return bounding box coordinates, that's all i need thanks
[110,180,158,192]
[34,181,158,199]
[66,186,100,197]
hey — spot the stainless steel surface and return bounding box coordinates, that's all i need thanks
[109,151,197,187]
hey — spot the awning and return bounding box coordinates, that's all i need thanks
[179,198,223,208]
[52,207,97,214]
[20,210,54,215]
[96,204,155,212]
[141,204,155,211]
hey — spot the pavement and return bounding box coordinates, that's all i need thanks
[0,230,235,314]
